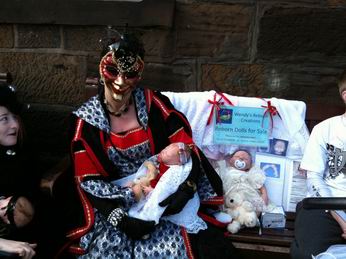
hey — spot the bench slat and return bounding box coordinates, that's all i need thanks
[229,234,293,249]
[232,242,290,253]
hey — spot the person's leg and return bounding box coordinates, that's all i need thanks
[290,202,345,259]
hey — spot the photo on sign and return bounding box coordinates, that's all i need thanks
[257,139,271,153]
[255,153,287,179]
[217,108,233,124]
[260,162,281,178]
[270,138,288,157]
[255,153,287,206]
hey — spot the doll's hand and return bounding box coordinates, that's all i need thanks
[259,186,269,205]
[159,180,196,216]
[261,192,269,206]
[142,185,153,196]
[131,184,143,202]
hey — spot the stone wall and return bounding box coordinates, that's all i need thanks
[0,0,345,168]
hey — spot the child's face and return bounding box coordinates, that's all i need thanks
[158,143,190,165]
[229,151,252,171]
[341,89,346,106]
[0,106,19,147]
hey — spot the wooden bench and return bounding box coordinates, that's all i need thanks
[227,211,295,257]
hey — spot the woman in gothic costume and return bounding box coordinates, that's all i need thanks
[0,82,64,258]
[63,30,239,259]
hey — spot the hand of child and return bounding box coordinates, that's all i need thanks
[330,210,346,239]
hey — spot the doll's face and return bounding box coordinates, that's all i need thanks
[158,143,191,165]
[229,151,252,171]
[0,106,19,147]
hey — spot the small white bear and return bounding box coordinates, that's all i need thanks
[224,191,258,234]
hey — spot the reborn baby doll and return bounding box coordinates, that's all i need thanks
[217,149,273,233]
[130,161,158,202]
[115,142,207,234]
[221,149,269,212]
[129,142,191,202]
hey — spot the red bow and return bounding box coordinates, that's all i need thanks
[260,99,281,130]
[207,92,234,125]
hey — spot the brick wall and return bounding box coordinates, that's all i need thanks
[0,0,345,168]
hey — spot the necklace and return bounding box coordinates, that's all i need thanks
[6,149,16,156]
[104,97,132,117]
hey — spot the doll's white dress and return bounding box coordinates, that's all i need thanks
[216,161,269,212]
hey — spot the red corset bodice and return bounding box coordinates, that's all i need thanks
[105,127,149,151]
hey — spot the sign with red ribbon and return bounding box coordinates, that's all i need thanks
[213,106,270,147]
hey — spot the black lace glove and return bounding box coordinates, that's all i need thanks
[107,208,155,239]
[119,215,155,239]
[159,180,197,216]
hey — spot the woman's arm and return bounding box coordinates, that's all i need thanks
[81,179,136,214]
[0,238,36,259]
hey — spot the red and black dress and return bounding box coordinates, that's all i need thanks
[63,87,237,258]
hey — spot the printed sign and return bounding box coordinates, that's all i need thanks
[213,106,270,147]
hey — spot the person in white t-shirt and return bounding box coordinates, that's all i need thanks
[291,70,346,259]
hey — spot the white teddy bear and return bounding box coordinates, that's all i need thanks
[224,191,258,234]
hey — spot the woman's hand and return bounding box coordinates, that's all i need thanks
[0,238,36,259]
[118,215,155,239]
[159,180,195,216]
